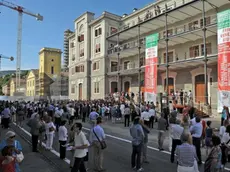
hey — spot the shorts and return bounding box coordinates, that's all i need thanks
[84,152,88,161]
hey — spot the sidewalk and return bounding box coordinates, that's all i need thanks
[0,128,57,172]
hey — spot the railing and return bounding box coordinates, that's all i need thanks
[108,62,137,73]
[109,0,195,36]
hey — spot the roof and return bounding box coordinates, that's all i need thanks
[27,69,39,78]
[89,11,121,26]
[39,47,62,54]
[74,11,95,22]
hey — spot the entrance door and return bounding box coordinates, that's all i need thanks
[124,81,130,93]
[195,74,205,103]
[79,83,82,100]
[164,78,174,94]
[111,82,118,93]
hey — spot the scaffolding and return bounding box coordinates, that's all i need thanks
[106,0,228,108]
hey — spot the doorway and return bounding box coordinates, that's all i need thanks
[164,78,174,94]
[124,81,130,93]
[111,82,118,93]
[195,74,205,103]
[79,83,82,100]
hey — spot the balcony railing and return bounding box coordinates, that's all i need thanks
[108,0,194,36]
[108,37,145,55]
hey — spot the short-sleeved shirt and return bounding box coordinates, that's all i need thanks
[0,157,16,172]
[74,131,88,158]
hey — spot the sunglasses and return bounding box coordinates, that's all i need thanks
[9,136,15,139]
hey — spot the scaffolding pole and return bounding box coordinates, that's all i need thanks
[165,4,169,108]
[202,0,209,105]
[117,34,120,99]
[138,25,141,105]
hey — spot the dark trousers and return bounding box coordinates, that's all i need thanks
[170,139,182,163]
[82,113,86,123]
[131,144,142,169]
[193,137,202,163]
[149,116,154,128]
[2,118,10,129]
[71,157,86,172]
[32,135,39,152]
[59,140,66,159]
[55,117,61,131]
[124,115,130,127]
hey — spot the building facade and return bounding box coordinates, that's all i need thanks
[67,0,229,111]
[26,69,39,96]
[38,47,62,97]
[2,82,10,96]
[10,78,26,96]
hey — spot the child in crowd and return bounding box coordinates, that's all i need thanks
[0,145,17,172]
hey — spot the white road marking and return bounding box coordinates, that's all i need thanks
[14,123,230,171]
[83,127,230,171]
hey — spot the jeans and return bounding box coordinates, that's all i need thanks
[131,144,142,169]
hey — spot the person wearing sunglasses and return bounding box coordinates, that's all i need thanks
[0,131,23,172]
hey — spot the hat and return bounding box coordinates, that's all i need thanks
[5,131,15,139]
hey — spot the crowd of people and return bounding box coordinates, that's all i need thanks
[0,100,229,172]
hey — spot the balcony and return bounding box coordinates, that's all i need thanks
[107,37,145,57]
[108,62,141,75]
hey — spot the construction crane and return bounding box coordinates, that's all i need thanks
[0,0,43,93]
[0,54,14,70]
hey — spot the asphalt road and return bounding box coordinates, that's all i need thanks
[17,119,209,172]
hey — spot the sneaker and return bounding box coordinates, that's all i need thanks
[137,167,144,172]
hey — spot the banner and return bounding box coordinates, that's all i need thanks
[217,10,230,112]
[145,33,159,103]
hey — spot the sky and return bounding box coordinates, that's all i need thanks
[0,0,154,70]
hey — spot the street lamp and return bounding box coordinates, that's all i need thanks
[0,54,14,70]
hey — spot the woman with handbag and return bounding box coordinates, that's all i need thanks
[45,116,56,150]
[0,131,23,172]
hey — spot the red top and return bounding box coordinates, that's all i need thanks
[0,157,16,172]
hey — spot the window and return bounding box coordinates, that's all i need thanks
[140,56,145,66]
[78,34,84,42]
[94,82,100,93]
[95,37,101,53]
[111,62,118,72]
[70,42,75,48]
[71,84,75,94]
[201,43,212,55]
[189,45,199,58]
[51,66,54,74]
[75,65,84,73]
[163,29,173,37]
[93,61,100,70]
[189,20,199,30]
[95,28,102,37]
[110,27,118,35]
[79,43,84,57]
[200,17,211,27]
[124,61,130,70]
[163,51,174,63]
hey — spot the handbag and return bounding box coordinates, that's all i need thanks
[93,129,107,150]
[15,141,24,163]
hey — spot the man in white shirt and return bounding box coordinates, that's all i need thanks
[72,122,88,172]
[170,119,184,163]
[58,120,68,160]
[149,107,156,128]
[141,109,150,127]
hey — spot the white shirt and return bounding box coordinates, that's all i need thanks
[74,131,88,158]
[171,124,184,140]
[58,126,68,141]
[222,132,230,144]
[45,122,56,134]
[54,110,62,118]
[149,109,156,117]
[141,111,150,121]
[219,126,226,139]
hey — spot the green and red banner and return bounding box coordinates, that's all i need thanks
[218,10,230,111]
[145,33,159,103]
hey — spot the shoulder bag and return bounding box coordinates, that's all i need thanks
[93,129,107,150]
[15,141,24,163]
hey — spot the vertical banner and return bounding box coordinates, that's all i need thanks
[145,33,159,103]
[217,10,230,112]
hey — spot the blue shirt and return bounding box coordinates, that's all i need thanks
[90,125,105,142]
[190,122,203,138]
[130,124,144,146]
[89,111,99,121]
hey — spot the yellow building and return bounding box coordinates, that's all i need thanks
[38,47,62,96]
[10,78,16,96]
[26,69,39,96]
[10,78,26,96]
